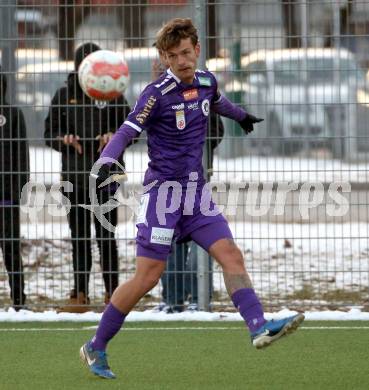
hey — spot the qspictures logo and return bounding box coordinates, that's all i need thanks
[20,158,352,234]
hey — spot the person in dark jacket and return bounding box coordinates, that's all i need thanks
[44,43,131,312]
[0,66,29,310]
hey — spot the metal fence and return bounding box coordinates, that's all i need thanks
[1,0,369,312]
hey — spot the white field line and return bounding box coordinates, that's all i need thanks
[1,326,369,332]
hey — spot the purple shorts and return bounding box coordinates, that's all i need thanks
[136,184,233,261]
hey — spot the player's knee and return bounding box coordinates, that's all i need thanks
[220,245,245,272]
[230,250,245,270]
[138,273,161,292]
[225,242,243,261]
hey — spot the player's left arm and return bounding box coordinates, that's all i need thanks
[209,72,263,134]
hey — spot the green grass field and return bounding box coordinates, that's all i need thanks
[1,321,368,390]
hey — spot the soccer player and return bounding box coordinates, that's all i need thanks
[151,45,223,313]
[80,18,304,379]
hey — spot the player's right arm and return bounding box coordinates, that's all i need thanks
[93,85,160,184]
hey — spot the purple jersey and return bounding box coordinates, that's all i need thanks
[101,68,247,186]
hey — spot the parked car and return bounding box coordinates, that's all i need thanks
[15,9,54,36]
[209,48,369,157]
[15,8,56,48]
[0,48,59,70]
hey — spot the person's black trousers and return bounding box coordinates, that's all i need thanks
[0,204,25,307]
[65,188,119,297]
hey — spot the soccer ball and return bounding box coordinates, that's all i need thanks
[78,50,130,101]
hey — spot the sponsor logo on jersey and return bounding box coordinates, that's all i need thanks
[201,99,210,116]
[187,101,199,111]
[171,103,185,110]
[150,227,174,245]
[69,99,77,104]
[176,110,186,130]
[136,95,157,124]
[198,76,211,86]
[161,81,177,95]
[183,88,198,101]
[0,115,6,127]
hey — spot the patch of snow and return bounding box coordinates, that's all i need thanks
[30,146,369,186]
[1,308,369,322]
[1,221,368,306]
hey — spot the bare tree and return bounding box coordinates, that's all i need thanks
[207,0,217,58]
[118,0,147,48]
[281,0,301,48]
[58,0,91,60]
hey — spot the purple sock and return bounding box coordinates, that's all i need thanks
[231,288,266,333]
[90,303,126,351]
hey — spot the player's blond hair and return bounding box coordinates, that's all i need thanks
[155,18,198,52]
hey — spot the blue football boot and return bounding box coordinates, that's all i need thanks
[251,313,305,349]
[80,341,116,379]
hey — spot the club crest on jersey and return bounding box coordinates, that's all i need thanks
[176,110,186,130]
[0,115,6,127]
[183,88,198,101]
[201,99,210,116]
